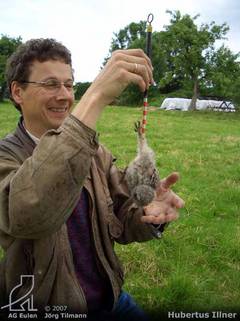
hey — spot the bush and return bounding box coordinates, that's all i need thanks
[74,82,91,100]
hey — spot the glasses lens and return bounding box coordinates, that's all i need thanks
[44,80,60,90]
[64,81,74,89]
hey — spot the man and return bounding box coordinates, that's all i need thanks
[0,38,184,320]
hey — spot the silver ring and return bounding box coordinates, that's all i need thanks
[134,63,138,73]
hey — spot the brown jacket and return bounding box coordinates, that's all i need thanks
[0,115,156,312]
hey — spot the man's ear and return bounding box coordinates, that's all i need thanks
[11,81,24,105]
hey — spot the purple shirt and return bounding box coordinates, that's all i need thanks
[66,187,110,311]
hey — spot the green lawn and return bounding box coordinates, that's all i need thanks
[0,101,239,317]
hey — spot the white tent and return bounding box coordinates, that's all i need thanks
[160,98,235,112]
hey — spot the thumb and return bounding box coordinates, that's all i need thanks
[160,172,180,190]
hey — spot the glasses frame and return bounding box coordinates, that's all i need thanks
[21,79,74,91]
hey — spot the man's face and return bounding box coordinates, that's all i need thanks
[14,60,74,137]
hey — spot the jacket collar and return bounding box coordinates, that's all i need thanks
[15,116,36,155]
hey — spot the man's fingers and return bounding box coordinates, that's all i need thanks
[141,212,179,224]
[112,49,153,69]
[171,193,185,208]
[111,50,154,86]
[112,59,153,91]
[125,61,151,90]
[161,172,180,190]
[141,214,166,224]
[127,72,148,92]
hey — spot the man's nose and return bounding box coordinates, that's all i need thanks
[56,84,74,99]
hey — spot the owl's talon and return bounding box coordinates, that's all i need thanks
[134,121,142,136]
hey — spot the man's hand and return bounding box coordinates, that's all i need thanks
[72,49,154,129]
[89,48,154,105]
[141,172,185,225]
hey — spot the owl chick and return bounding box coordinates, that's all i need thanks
[125,121,160,207]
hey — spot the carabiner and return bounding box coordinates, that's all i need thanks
[147,13,154,24]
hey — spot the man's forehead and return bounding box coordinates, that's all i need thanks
[29,59,72,78]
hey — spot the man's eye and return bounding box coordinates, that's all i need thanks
[65,82,74,88]
[45,81,59,88]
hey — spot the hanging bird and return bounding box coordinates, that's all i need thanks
[125,121,160,207]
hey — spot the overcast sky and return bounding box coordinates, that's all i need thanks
[0,0,239,82]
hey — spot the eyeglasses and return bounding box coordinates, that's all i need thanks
[21,79,74,92]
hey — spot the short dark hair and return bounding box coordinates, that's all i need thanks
[5,38,73,112]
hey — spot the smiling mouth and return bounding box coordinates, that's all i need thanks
[48,107,68,113]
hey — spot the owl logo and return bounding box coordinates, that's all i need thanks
[1,275,37,311]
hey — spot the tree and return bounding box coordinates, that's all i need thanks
[160,10,229,110]
[204,45,240,105]
[0,35,22,101]
[110,21,147,51]
[104,12,238,108]
[74,82,91,100]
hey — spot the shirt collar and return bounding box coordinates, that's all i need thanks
[22,121,40,145]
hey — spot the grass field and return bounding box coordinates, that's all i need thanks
[0,101,239,318]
